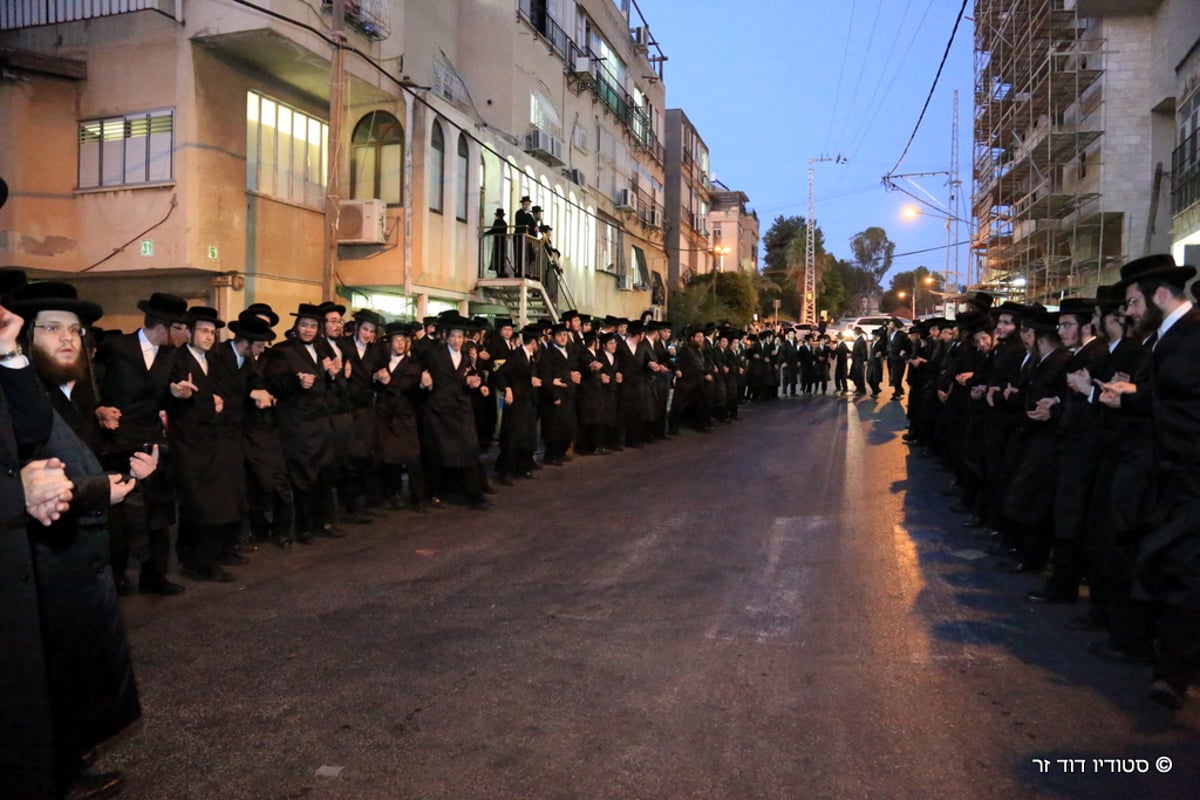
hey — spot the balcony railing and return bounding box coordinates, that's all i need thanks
[1172,130,1200,216]
[2,0,176,30]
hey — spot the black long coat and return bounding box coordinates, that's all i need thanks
[1051,336,1108,544]
[577,346,618,427]
[420,345,480,468]
[0,363,56,800]
[1124,309,1200,606]
[166,347,242,527]
[493,345,539,454]
[1002,347,1071,527]
[95,330,176,527]
[339,335,381,461]
[374,352,424,466]
[617,338,653,423]
[537,343,578,441]
[30,411,141,773]
[263,338,335,490]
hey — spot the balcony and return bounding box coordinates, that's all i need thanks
[2,0,177,30]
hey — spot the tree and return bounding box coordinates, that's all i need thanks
[881,266,944,317]
[677,270,759,327]
[759,214,827,318]
[849,227,895,299]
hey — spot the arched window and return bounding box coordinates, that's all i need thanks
[351,111,403,205]
[429,120,445,214]
[456,133,469,222]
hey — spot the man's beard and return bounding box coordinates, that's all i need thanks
[1133,302,1164,339]
[32,345,87,386]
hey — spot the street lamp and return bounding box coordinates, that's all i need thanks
[713,244,732,273]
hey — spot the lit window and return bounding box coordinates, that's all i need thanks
[429,121,445,214]
[456,134,469,222]
[246,91,327,209]
[351,111,404,205]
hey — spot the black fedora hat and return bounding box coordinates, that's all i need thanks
[494,317,514,330]
[10,281,103,326]
[318,300,347,317]
[137,291,188,323]
[959,291,994,312]
[1096,283,1125,314]
[1116,253,1196,289]
[384,321,416,338]
[519,323,542,340]
[229,310,276,342]
[0,267,28,303]
[991,300,1026,319]
[436,312,480,332]
[1054,297,1096,320]
[352,308,386,328]
[186,305,225,329]
[244,302,280,327]
[291,303,326,321]
[1027,309,1060,334]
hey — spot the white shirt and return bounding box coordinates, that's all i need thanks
[59,382,74,400]
[138,328,158,370]
[389,353,404,372]
[356,339,368,360]
[326,337,342,360]
[449,346,461,370]
[1157,300,1194,345]
[304,342,319,364]
[230,341,244,369]
[188,344,208,375]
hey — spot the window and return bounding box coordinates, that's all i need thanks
[78,109,174,189]
[429,121,445,214]
[351,111,404,205]
[246,92,327,208]
[456,133,469,222]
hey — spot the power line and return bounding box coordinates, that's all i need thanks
[886,0,968,175]
[832,0,885,150]
[823,0,858,152]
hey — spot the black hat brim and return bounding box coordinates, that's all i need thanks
[13,297,103,327]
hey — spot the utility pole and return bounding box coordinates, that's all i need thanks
[805,155,845,325]
[322,0,347,302]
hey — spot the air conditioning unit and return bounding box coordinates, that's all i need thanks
[646,208,660,227]
[337,199,387,244]
[618,272,636,290]
[569,56,595,85]
[614,188,633,210]
[630,26,649,51]
[563,167,586,185]
[524,128,565,166]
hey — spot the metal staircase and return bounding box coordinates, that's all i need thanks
[476,231,578,326]
[476,277,561,326]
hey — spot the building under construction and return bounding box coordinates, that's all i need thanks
[972,0,1176,303]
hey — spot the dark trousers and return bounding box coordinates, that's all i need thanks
[1153,604,1200,691]
[293,474,333,536]
[109,486,172,580]
[382,462,426,506]
[428,462,483,503]
[247,457,296,542]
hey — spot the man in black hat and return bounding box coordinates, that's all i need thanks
[218,308,295,548]
[538,322,578,465]
[514,196,536,277]
[669,325,712,434]
[373,323,428,510]
[1098,254,1200,708]
[96,291,188,595]
[12,280,159,798]
[263,304,341,542]
[419,314,491,509]
[1026,297,1106,605]
[997,310,1071,576]
[486,208,510,276]
[850,327,868,396]
[167,306,245,583]
[339,309,386,518]
[886,318,910,400]
[617,320,653,446]
[493,322,542,482]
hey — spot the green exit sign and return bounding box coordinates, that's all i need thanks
[140,240,153,257]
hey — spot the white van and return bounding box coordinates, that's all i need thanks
[838,315,897,341]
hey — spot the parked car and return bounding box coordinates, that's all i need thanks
[838,315,897,341]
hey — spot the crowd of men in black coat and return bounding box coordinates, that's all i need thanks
[900,254,1200,711]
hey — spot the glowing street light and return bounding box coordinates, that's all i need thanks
[713,244,732,273]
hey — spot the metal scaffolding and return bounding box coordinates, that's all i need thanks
[972,0,1113,304]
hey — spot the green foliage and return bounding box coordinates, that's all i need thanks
[849,227,896,295]
[682,270,758,327]
[760,214,829,318]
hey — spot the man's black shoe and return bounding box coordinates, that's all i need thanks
[181,564,236,583]
[274,535,294,549]
[217,553,250,566]
[1148,679,1186,710]
[64,770,123,800]
[138,574,185,595]
[1026,589,1077,605]
[316,524,346,538]
[496,475,516,486]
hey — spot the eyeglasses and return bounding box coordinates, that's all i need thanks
[33,323,85,338]
[1056,320,1078,329]
[1125,296,1143,310]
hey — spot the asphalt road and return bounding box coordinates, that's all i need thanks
[104,394,1200,800]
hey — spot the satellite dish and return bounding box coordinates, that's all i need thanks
[0,178,7,210]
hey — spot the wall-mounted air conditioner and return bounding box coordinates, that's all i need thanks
[618,272,636,290]
[631,26,649,51]
[338,199,387,244]
[524,128,565,166]
[563,168,586,185]
[569,56,595,85]
[614,188,633,210]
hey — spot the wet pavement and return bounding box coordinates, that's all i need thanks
[104,394,1200,799]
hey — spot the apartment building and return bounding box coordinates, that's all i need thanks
[971,0,1195,303]
[663,107,711,286]
[0,0,677,328]
[706,183,758,276]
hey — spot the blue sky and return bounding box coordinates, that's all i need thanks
[642,0,975,287]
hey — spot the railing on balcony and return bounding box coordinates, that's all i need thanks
[478,228,576,312]
[1172,130,1200,216]
[517,0,662,166]
[1,0,176,29]
[630,184,662,228]
[320,0,391,41]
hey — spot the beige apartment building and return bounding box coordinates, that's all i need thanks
[0,0,683,328]
[972,0,1200,303]
[706,183,758,276]
[663,107,711,286]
